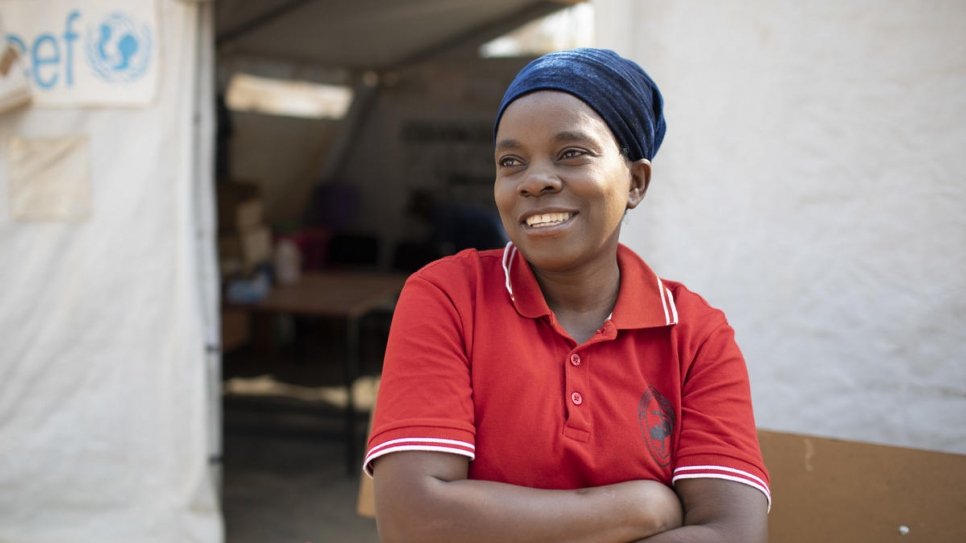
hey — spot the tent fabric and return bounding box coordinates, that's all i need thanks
[216,0,576,70]
[7,136,92,220]
[0,1,222,541]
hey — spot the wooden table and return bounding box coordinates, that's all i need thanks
[247,271,407,472]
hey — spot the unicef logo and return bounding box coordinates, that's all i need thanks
[84,12,152,83]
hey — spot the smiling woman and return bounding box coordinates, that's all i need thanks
[366,48,770,543]
[493,91,646,282]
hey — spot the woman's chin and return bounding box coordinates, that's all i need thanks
[514,243,580,273]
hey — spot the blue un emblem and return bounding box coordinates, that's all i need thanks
[85,12,152,83]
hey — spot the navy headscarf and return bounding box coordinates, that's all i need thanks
[494,48,666,161]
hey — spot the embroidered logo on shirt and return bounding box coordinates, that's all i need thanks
[638,385,675,467]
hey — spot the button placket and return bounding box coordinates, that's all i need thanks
[568,352,584,406]
[565,349,589,433]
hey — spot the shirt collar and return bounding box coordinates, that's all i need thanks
[501,242,678,329]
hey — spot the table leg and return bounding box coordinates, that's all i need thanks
[344,315,360,474]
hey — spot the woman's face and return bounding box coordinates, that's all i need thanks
[494,91,648,273]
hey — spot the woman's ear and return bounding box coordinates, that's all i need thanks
[626,159,651,209]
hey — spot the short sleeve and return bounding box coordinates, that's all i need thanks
[673,315,771,509]
[363,273,476,475]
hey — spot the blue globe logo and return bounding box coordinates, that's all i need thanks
[85,12,152,83]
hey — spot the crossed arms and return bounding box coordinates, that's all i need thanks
[373,450,767,543]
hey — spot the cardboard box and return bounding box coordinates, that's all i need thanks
[217,180,263,233]
[759,430,966,542]
[221,198,264,233]
[357,465,376,518]
[218,226,272,275]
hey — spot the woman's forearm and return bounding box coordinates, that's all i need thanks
[373,452,681,543]
[385,478,678,543]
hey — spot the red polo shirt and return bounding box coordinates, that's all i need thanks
[365,243,770,507]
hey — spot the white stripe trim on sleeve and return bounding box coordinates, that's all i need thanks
[367,437,476,456]
[673,465,769,488]
[363,443,476,476]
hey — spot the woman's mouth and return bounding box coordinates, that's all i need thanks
[525,212,574,228]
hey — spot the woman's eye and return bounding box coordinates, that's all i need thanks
[498,156,521,167]
[560,149,585,160]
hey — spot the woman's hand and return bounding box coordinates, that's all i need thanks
[607,480,683,537]
[631,479,768,542]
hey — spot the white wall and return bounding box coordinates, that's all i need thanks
[598,0,966,454]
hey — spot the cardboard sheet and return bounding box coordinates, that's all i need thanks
[760,430,966,542]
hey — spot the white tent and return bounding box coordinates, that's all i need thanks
[0,0,221,541]
[0,1,578,541]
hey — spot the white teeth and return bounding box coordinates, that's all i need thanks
[526,212,572,227]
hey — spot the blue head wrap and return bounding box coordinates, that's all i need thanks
[494,48,666,161]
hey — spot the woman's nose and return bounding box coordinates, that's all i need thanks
[518,162,561,196]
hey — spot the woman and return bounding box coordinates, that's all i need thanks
[365,48,770,542]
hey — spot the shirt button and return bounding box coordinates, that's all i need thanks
[571,392,583,406]
[570,353,581,366]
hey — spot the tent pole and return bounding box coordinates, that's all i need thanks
[314,76,380,184]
